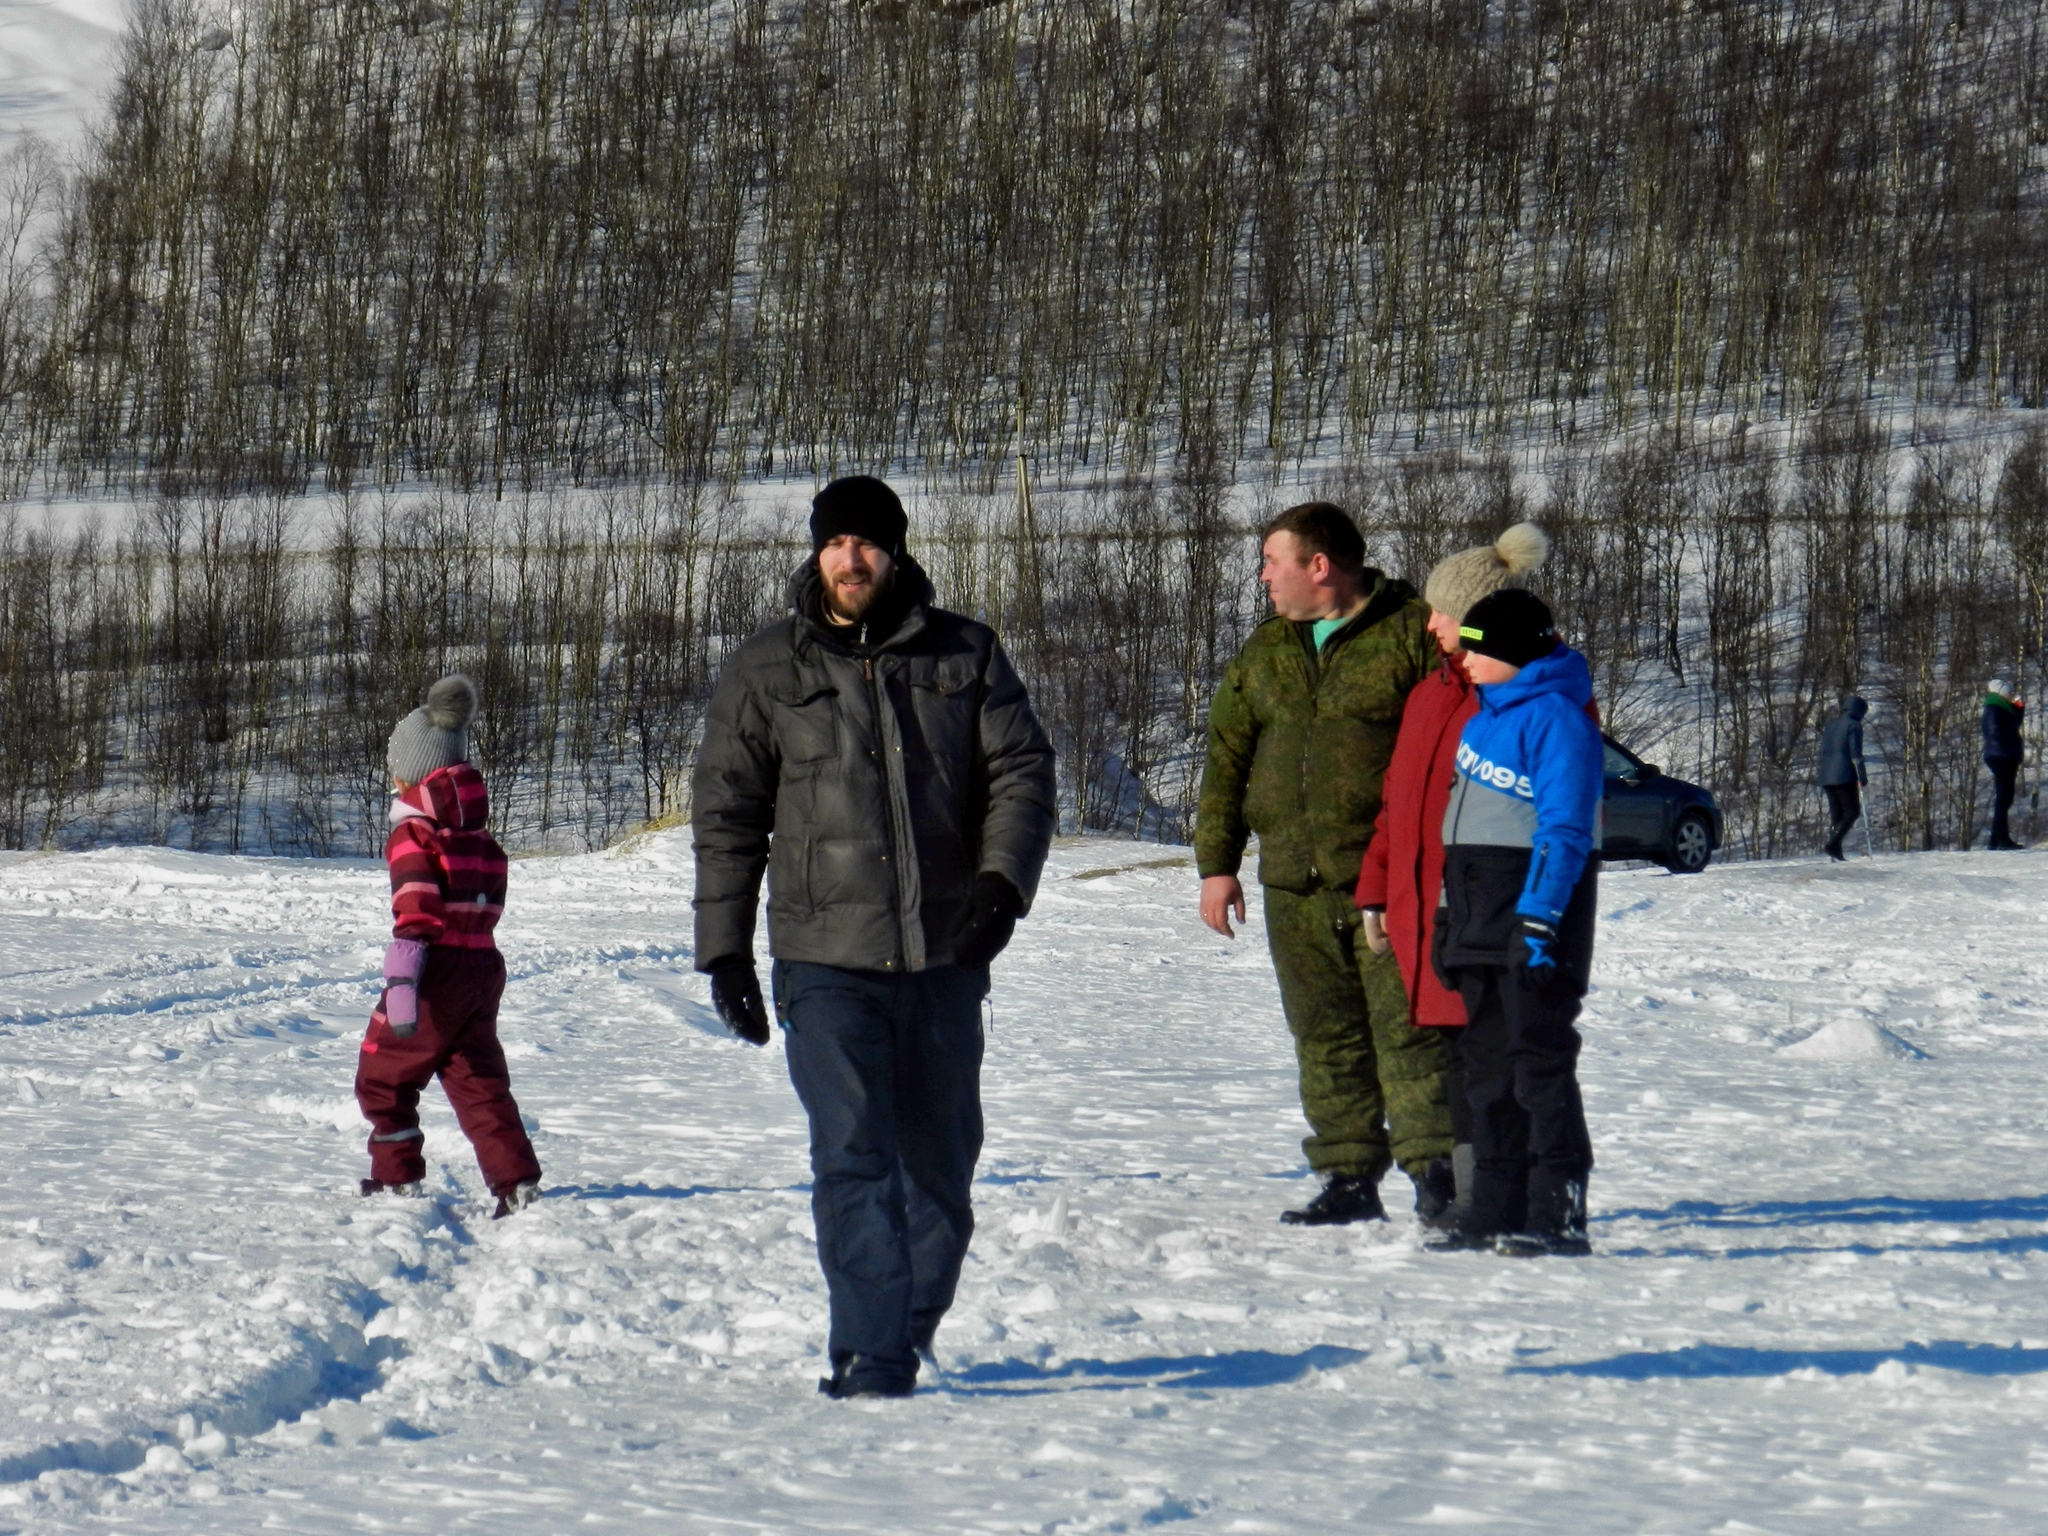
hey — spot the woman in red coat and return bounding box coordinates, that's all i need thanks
[1356,523,1551,1223]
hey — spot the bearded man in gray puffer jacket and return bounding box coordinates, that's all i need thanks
[691,475,1056,1400]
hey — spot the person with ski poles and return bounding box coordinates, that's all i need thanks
[1818,695,1869,860]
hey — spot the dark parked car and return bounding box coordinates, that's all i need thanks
[1600,734,1722,873]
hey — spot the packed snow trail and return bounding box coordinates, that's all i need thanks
[2,835,2048,1531]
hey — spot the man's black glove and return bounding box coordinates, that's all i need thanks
[709,960,771,1045]
[952,872,1026,970]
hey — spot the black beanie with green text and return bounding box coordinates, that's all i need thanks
[1459,588,1559,668]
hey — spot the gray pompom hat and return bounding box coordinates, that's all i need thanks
[387,674,478,784]
[1423,522,1551,623]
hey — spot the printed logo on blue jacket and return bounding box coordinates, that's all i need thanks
[1455,739,1533,801]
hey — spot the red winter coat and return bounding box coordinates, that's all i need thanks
[1354,657,1478,1027]
[387,763,507,950]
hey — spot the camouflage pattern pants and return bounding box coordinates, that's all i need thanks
[1262,886,1454,1180]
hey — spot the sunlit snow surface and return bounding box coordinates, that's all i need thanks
[0,0,119,155]
[1,835,2047,1530]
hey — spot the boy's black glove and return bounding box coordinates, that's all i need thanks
[952,872,1025,970]
[1518,918,1559,973]
[1515,918,1573,999]
[709,960,771,1045]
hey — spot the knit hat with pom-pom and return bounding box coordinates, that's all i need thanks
[387,674,478,784]
[1423,521,1551,623]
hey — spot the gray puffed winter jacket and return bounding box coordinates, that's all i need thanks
[691,556,1056,975]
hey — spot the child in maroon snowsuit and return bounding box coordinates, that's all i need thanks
[355,674,542,1217]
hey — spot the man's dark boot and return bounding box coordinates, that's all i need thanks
[1497,1170,1591,1257]
[818,1351,918,1399]
[1281,1172,1386,1226]
[910,1318,942,1380]
[1410,1157,1457,1227]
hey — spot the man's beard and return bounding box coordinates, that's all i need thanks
[823,566,892,624]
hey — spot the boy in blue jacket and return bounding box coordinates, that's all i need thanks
[1425,589,1603,1256]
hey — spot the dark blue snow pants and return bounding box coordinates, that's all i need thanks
[774,960,986,1371]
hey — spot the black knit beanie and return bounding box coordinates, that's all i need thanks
[811,475,908,557]
[1459,588,1559,668]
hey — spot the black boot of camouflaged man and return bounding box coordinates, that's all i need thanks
[1281,1171,1387,1226]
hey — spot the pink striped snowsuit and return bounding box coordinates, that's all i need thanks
[353,763,540,1194]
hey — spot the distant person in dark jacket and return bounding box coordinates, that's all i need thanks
[1983,679,2026,851]
[691,476,1057,1400]
[1818,695,1868,861]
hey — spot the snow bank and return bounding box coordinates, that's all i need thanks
[1778,1016,1930,1061]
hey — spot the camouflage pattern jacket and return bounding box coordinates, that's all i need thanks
[1196,573,1437,894]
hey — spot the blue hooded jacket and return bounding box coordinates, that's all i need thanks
[1443,645,1604,926]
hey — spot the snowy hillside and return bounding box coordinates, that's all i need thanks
[0,0,118,155]
[2,834,2048,1531]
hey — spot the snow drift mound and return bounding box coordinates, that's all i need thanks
[1778,1017,1928,1062]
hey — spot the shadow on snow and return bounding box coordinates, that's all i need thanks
[1593,1192,2048,1262]
[1600,1194,2048,1228]
[549,1181,799,1202]
[943,1343,1365,1397]
[1512,1340,2048,1380]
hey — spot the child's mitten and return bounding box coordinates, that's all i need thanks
[383,938,428,1037]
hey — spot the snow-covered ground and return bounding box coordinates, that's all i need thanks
[2,833,2047,1532]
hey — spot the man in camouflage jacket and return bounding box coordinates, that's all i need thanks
[1196,503,1454,1224]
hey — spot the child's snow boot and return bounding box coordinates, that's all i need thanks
[360,1178,426,1198]
[1496,1172,1590,1257]
[1281,1172,1387,1226]
[1410,1156,1458,1226]
[492,1179,541,1220]
[1451,1143,1476,1213]
[1422,1155,1518,1252]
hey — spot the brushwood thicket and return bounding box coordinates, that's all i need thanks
[0,0,2040,858]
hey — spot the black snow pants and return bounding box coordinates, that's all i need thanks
[1988,758,2020,848]
[1824,782,1862,857]
[1453,963,1593,1234]
[775,960,985,1374]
